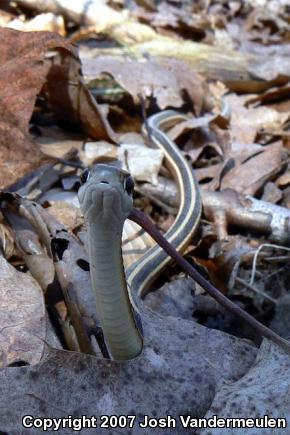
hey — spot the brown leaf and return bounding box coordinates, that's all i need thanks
[82,20,286,93]
[225,94,289,144]
[45,201,83,231]
[0,29,73,187]
[225,142,263,163]
[195,163,224,185]
[221,142,284,195]
[0,28,116,189]
[45,51,117,141]
[246,84,290,110]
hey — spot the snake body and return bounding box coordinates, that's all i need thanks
[78,111,201,360]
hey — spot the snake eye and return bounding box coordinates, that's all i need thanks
[124,176,134,195]
[80,168,90,184]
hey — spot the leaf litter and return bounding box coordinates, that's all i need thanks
[0,1,290,433]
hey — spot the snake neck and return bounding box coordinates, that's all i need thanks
[87,224,143,360]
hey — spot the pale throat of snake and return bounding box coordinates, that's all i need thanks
[78,164,144,361]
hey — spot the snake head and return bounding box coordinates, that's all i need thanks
[78,164,134,233]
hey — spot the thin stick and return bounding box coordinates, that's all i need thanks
[235,277,277,304]
[250,243,290,286]
[129,208,290,355]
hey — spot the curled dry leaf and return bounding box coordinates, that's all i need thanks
[0,28,115,189]
[15,229,55,293]
[0,28,70,188]
[45,50,117,142]
[245,5,290,42]
[246,84,290,110]
[276,171,290,188]
[167,96,230,146]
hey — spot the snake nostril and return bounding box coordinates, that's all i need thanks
[100,180,110,184]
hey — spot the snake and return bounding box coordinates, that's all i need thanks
[78,110,202,360]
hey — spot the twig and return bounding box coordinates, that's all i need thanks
[135,185,177,215]
[129,208,290,355]
[54,157,85,169]
[139,93,153,144]
[261,265,289,282]
[235,277,277,304]
[264,256,290,262]
[249,243,290,286]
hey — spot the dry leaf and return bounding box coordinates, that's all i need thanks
[36,125,84,158]
[44,50,117,142]
[202,340,290,435]
[0,27,120,189]
[225,142,263,163]
[120,144,163,185]
[221,142,283,195]
[81,56,205,111]
[82,19,289,92]
[0,28,72,188]
[81,141,118,166]
[7,13,65,35]
[226,94,289,144]
[45,201,83,231]
[0,255,45,367]
[12,0,128,29]
[81,140,164,185]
